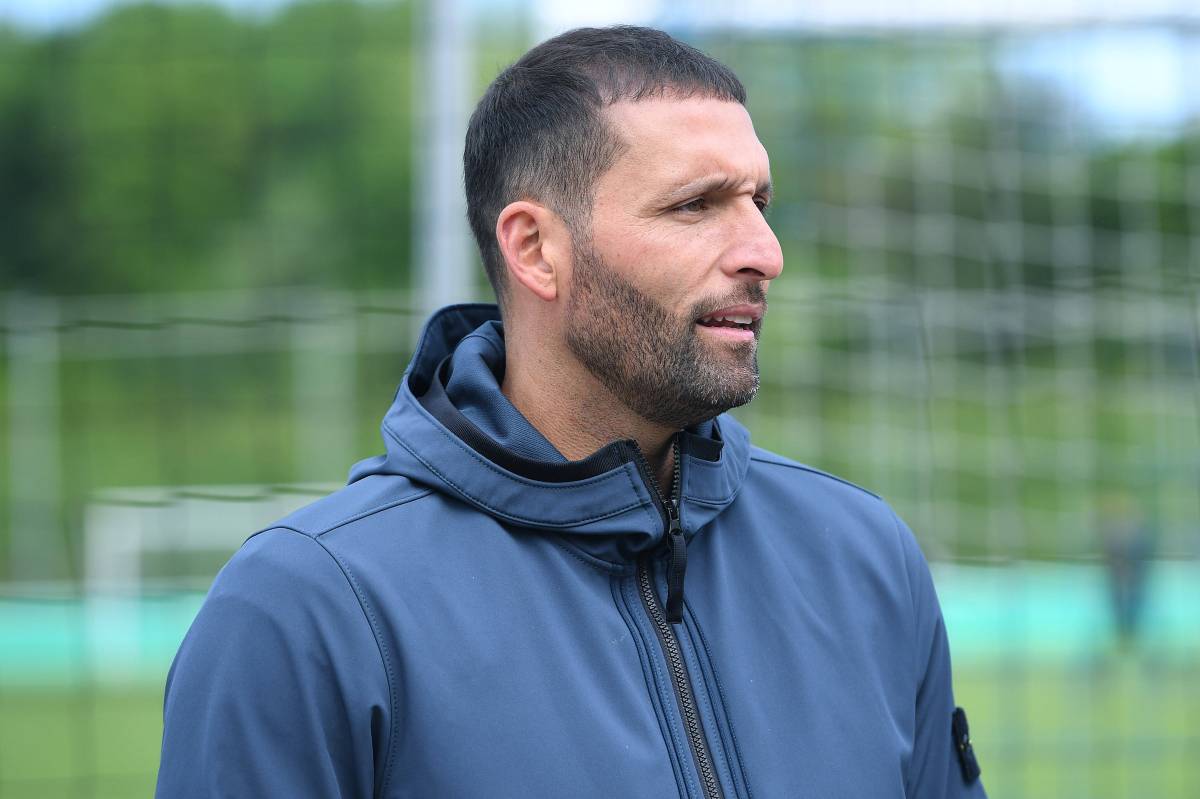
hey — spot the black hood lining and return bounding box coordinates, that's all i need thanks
[414,355,723,484]
[417,356,632,482]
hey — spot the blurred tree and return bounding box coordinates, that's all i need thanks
[0,0,416,294]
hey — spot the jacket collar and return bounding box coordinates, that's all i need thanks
[351,304,751,566]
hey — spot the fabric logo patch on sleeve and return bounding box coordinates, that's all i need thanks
[951,706,982,784]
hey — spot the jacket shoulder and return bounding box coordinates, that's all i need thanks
[748,445,882,501]
[743,446,910,569]
[264,474,435,539]
[161,526,393,797]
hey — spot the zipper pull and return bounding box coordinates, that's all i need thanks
[664,500,686,623]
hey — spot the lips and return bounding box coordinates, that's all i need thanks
[695,304,763,331]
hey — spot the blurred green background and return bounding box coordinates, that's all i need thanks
[1,1,1197,796]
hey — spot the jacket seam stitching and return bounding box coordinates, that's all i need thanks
[266,528,398,799]
[748,455,882,500]
[891,507,925,797]
[684,495,735,509]
[890,509,921,680]
[552,540,626,575]
[685,604,756,799]
[612,576,691,799]
[677,608,737,798]
[266,489,436,540]
[624,464,663,535]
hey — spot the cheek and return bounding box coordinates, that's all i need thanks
[591,221,708,315]
[598,233,677,286]
[592,221,655,267]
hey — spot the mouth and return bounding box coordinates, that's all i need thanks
[694,304,763,341]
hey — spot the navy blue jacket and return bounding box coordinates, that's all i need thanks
[157,304,986,798]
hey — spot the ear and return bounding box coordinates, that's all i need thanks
[495,200,569,303]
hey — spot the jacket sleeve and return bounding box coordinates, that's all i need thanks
[156,528,392,798]
[895,513,988,799]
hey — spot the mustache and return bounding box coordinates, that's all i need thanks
[691,285,768,320]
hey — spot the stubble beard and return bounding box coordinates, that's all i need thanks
[563,238,764,430]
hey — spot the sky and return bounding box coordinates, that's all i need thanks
[533,0,1200,33]
[1000,26,1199,135]
[1,0,1196,136]
[5,0,1199,34]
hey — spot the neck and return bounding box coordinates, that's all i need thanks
[501,332,678,493]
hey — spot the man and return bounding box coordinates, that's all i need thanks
[157,26,985,798]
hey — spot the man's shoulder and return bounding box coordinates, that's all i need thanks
[206,475,441,621]
[742,445,937,619]
[263,473,436,541]
[742,445,914,562]
[747,445,882,502]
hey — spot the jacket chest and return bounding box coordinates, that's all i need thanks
[374,552,910,799]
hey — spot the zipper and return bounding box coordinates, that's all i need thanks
[630,437,724,799]
[637,562,724,799]
[629,436,687,622]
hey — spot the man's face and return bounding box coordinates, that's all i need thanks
[563,96,784,429]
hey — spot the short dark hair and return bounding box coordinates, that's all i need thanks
[463,26,747,307]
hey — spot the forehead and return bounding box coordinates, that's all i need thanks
[601,96,770,191]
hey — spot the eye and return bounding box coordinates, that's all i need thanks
[754,196,771,214]
[675,197,708,214]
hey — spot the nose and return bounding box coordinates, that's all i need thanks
[721,201,784,283]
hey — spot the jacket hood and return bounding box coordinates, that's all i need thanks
[349,304,751,566]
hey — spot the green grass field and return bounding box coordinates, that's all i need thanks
[0,685,163,799]
[956,659,1200,799]
[1,659,1196,798]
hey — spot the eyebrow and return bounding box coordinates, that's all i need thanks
[657,173,774,207]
